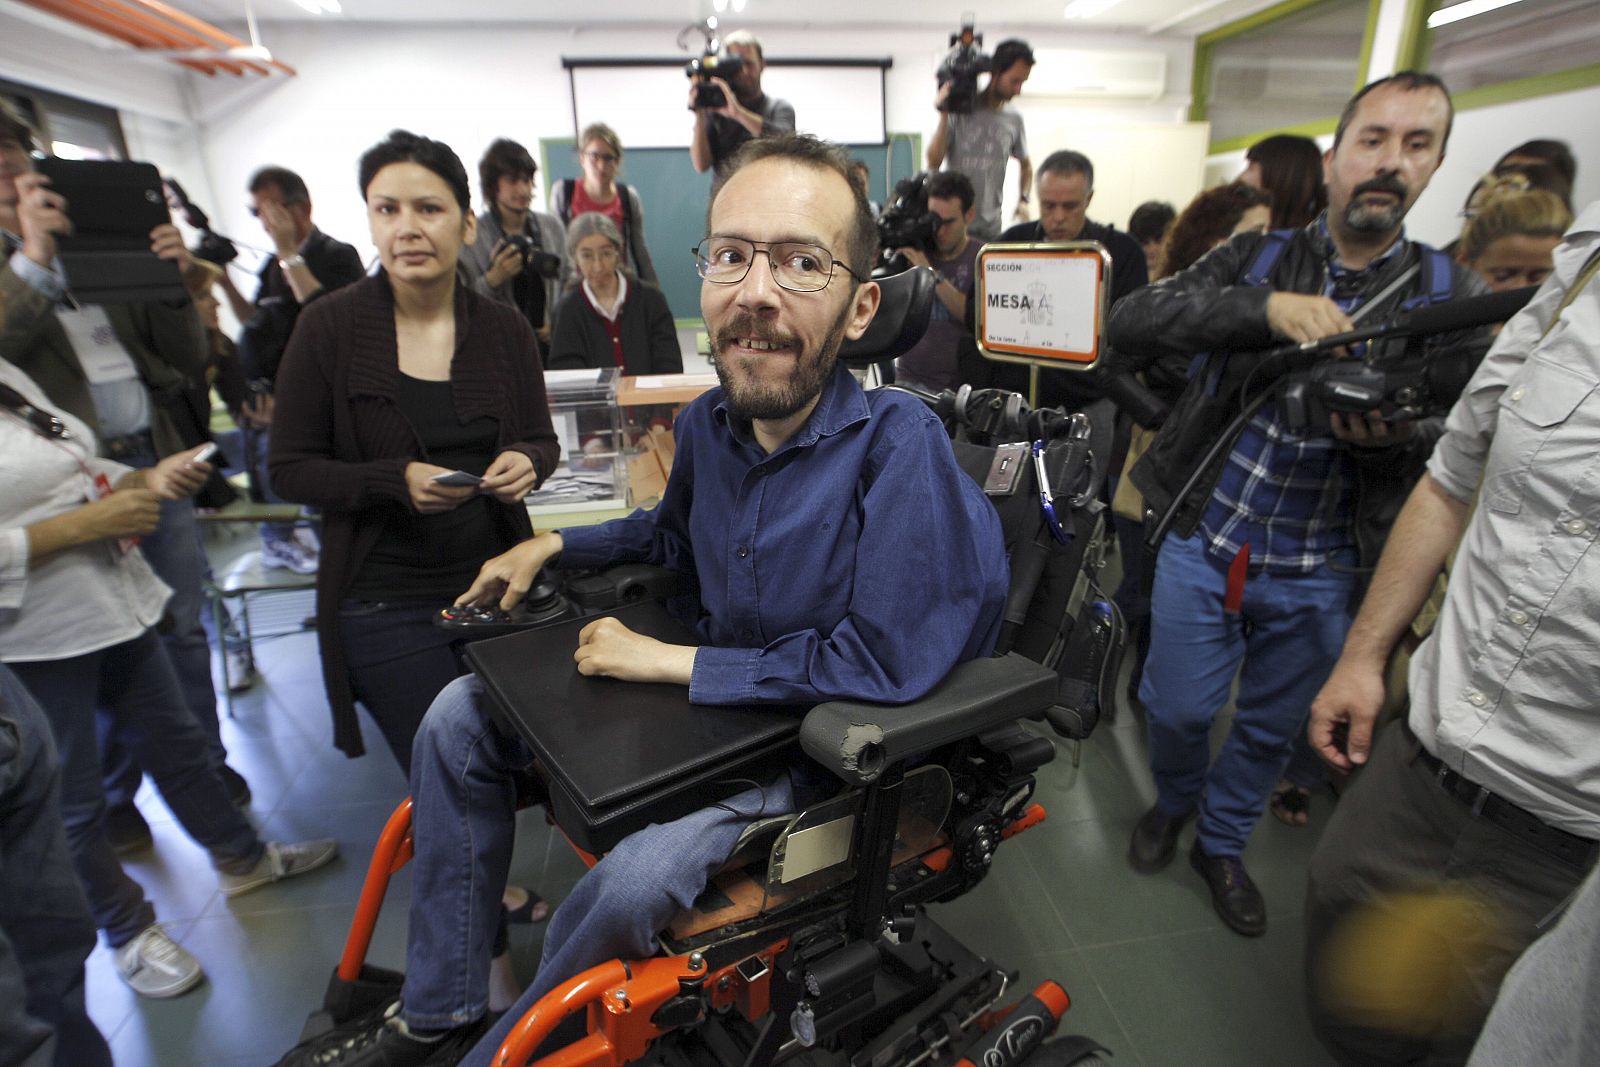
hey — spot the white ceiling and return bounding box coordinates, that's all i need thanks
[174,0,1281,38]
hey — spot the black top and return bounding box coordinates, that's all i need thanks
[347,373,505,601]
[241,228,365,383]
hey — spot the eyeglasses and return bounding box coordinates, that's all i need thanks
[577,247,619,263]
[583,151,620,165]
[693,237,863,293]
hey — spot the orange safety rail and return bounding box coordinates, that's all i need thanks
[336,798,416,983]
[493,956,704,1067]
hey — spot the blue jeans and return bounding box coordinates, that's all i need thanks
[401,676,804,1062]
[339,601,474,773]
[10,631,264,946]
[1139,532,1355,856]
[101,447,229,809]
[0,666,112,1067]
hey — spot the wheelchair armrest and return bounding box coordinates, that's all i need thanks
[799,653,1058,785]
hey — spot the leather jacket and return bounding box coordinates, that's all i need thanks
[1108,220,1492,569]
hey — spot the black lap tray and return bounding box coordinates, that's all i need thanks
[464,599,804,854]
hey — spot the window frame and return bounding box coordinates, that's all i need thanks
[1399,0,1600,112]
[1189,0,1383,154]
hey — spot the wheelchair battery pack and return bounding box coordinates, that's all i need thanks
[464,599,806,854]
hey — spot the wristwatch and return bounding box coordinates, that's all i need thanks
[279,252,307,272]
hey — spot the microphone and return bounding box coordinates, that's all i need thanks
[1256,285,1538,376]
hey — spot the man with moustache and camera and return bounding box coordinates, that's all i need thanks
[1108,73,1492,938]
[689,29,796,175]
[461,138,568,356]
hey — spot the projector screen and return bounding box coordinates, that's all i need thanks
[566,58,889,148]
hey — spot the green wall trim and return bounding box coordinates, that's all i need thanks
[1354,0,1382,88]
[1394,0,1434,73]
[1192,0,1380,137]
[1197,0,1334,46]
[673,317,704,330]
[1209,116,1338,156]
[1451,62,1600,112]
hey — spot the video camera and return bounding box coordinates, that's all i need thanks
[162,177,238,266]
[937,17,991,114]
[685,51,747,110]
[875,171,940,274]
[504,234,562,280]
[1264,285,1536,434]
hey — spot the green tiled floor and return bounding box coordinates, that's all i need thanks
[85,533,1338,1066]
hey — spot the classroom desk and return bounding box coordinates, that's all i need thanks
[615,372,719,409]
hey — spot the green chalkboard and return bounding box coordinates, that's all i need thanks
[540,135,922,322]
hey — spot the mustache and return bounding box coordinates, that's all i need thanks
[713,314,796,352]
[1353,175,1408,200]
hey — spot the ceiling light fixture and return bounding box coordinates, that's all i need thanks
[1426,0,1527,29]
[291,0,342,14]
[731,0,748,12]
[1063,0,1126,19]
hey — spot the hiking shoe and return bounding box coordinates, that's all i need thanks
[274,1000,485,1066]
[261,537,318,575]
[114,923,204,998]
[1190,841,1267,937]
[219,839,338,897]
[105,802,153,857]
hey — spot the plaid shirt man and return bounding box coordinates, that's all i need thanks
[1198,222,1404,574]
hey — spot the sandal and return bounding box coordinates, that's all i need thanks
[1269,781,1311,827]
[504,887,550,924]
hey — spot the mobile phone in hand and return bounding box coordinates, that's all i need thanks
[188,442,219,465]
[430,470,483,488]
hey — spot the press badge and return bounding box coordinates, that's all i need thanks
[91,471,139,556]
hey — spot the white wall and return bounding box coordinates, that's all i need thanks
[171,20,1194,269]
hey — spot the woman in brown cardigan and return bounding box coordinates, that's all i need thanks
[270,130,559,774]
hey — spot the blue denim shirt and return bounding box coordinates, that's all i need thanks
[559,365,1008,706]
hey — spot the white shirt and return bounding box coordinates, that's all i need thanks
[581,271,628,322]
[1415,200,1600,838]
[0,360,171,662]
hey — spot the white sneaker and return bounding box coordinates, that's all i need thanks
[260,537,318,575]
[114,923,205,998]
[225,647,256,694]
[219,838,339,897]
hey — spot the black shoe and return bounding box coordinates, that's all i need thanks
[1128,802,1193,873]
[105,803,153,857]
[275,1000,485,1066]
[219,764,252,808]
[1189,841,1266,937]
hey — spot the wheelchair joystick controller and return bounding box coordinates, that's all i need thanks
[436,569,570,634]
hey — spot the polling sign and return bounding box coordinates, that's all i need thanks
[975,242,1110,371]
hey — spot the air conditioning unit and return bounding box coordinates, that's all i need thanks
[1023,49,1168,100]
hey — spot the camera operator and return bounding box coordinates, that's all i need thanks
[224,165,365,576]
[893,171,981,392]
[689,30,796,175]
[926,38,1033,242]
[1109,74,1493,939]
[461,138,567,357]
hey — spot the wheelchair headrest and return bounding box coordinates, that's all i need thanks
[839,266,937,368]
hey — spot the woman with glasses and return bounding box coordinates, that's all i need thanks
[548,123,658,284]
[548,213,681,376]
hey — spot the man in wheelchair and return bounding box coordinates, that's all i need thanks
[280,134,1013,1067]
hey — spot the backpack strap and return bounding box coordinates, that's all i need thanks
[560,178,576,224]
[1399,243,1455,311]
[1186,230,1296,383]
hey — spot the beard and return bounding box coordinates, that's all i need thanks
[1341,175,1410,234]
[711,298,856,422]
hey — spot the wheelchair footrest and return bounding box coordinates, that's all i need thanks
[303,963,405,1042]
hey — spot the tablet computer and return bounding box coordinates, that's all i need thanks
[34,158,187,305]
